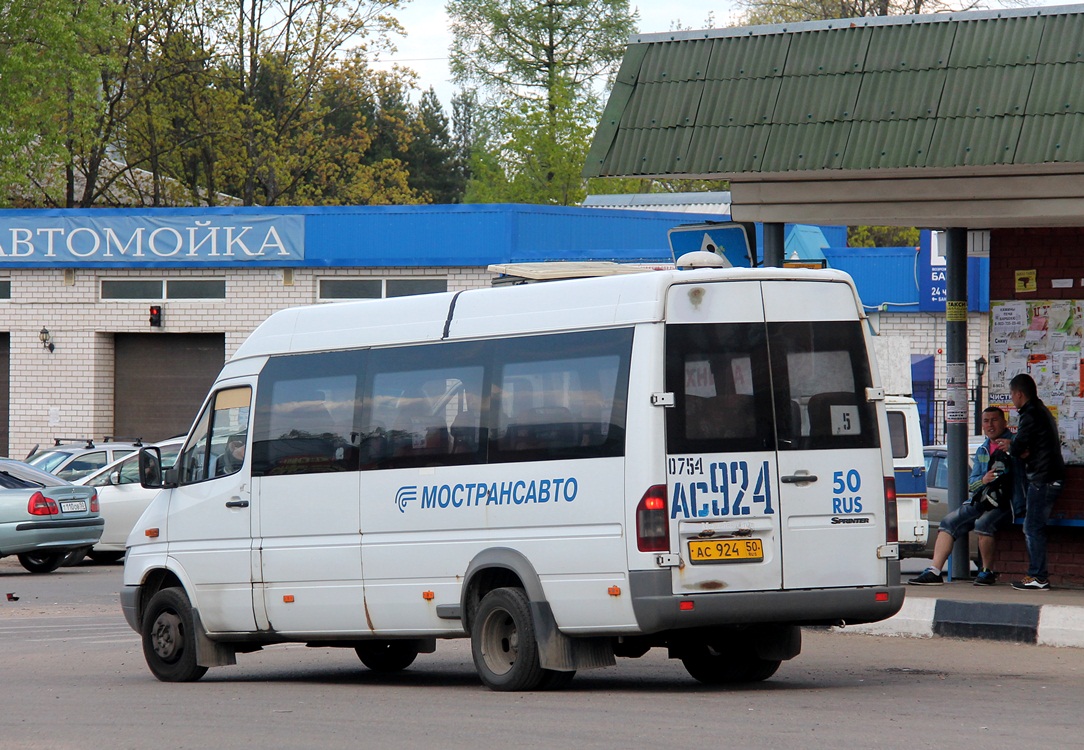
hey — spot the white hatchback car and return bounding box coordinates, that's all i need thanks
[72,438,184,562]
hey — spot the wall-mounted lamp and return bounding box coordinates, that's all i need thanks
[39,327,54,353]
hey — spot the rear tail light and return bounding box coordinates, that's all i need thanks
[919,495,928,518]
[28,491,59,516]
[636,485,670,552]
[90,491,100,513]
[884,477,898,543]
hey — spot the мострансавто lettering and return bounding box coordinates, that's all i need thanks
[395,478,578,513]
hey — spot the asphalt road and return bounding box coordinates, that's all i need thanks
[2,557,1081,749]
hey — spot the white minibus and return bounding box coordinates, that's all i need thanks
[123,266,904,691]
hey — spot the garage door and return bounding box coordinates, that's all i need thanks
[114,334,224,442]
[0,333,8,455]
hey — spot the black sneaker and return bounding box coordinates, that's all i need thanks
[908,568,944,586]
[1011,576,1050,591]
[973,569,998,586]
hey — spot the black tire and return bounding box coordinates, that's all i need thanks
[355,640,419,673]
[681,641,781,685]
[471,587,544,691]
[87,550,125,564]
[141,587,208,682]
[17,551,66,573]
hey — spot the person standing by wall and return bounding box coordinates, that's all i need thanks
[995,373,1065,591]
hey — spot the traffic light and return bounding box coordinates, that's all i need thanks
[149,305,162,327]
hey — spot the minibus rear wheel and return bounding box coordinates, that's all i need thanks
[471,587,545,691]
[355,640,419,672]
[141,587,208,682]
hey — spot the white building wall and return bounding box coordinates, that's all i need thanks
[2,266,494,458]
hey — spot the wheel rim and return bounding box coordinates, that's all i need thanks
[479,609,518,676]
[150,611,184,663]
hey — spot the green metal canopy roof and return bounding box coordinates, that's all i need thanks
[586,6,1084,227]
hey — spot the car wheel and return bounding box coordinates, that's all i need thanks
[141,587,208,682]
[471,587,545,691]
[17,551,66,573]
[354,640,419,672]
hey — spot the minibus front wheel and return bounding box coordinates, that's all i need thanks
[141,587,208,682]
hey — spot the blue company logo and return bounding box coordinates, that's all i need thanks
[395,486,418,513]
[395,477,579,513]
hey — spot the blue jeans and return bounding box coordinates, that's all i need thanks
[1023,480,1062,579]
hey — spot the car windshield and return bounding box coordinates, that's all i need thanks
[26,451,73,473]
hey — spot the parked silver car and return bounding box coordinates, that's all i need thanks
[72,438,184,563]
[0,458,103,573]
[26,438,143,483]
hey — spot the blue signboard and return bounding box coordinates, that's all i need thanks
[918,230,990,312]
[668,223,755,267]
[0,214,304,264]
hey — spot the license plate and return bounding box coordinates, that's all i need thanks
[688,538,763,564]
[60,500,87,513]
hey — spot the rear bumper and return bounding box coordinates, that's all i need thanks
[629,569,905,634]
[2,517,104,555]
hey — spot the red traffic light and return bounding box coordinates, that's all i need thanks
[149,305,162,327]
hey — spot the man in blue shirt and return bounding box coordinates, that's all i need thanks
[909,406,1021,586]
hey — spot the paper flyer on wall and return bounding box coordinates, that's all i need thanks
[989,299,1083,464]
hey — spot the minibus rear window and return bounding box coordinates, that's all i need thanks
[666,320,879,453]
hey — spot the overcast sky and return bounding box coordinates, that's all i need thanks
[370,1,742,106]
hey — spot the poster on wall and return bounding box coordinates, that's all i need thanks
[989,299,1083,464]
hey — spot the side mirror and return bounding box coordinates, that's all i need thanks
[109,469,122,485]
[138,447,165,489]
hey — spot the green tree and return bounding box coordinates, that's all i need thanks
[466,79,597,205]
[0,0,118,206]
[449,0,637,204]
[308,55,420,205]
[848,225,920,248]
[405,88,466,203]
[129,6,241,206]
[202,0,409,205]
[450,89,480,196]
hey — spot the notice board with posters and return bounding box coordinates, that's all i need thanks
[989,299,1084,464]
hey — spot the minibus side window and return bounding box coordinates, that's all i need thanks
[361,340,487,470]
[177,386,252,484]
[490,329,631,463]
[887,411,908,459]
[251,350,363,477]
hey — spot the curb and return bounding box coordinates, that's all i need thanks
[837,598,1084,648]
